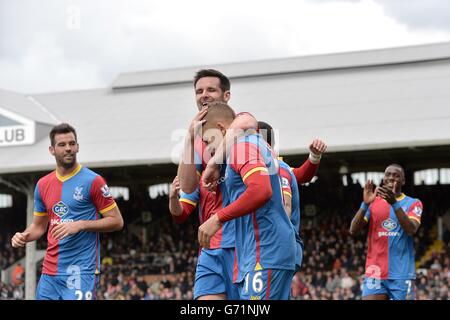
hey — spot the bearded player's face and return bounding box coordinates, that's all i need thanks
[49,132,79,169]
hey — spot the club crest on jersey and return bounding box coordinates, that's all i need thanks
[73,186,83,201]
[413,206,422,217]
[52,201,69,217]
[382,218,397,231]
[101,184,112,198]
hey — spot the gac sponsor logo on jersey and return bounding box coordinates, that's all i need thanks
[378,218,400,237]
[413,205,422,217]
[100,184,112,198]
[52,201,69,217]
[50,218,74,226]
[382,218,397,231]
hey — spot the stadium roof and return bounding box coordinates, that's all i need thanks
[1,42,450,174]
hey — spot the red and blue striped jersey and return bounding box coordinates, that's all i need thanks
[224,134,296,283]
[33,164,116,276]
[179,167,234,249]
[186,137,234,249]
[188,112,257,249]
[364,194,423,280]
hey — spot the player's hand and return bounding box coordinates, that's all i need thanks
[170,176,181,198]
[51,221,82,240]
[309,139,327,156]
[363,180,377,205]
[376,183,397,205]
[11,231,30,248]
[188,108,208,138]
[198,214,222,248]
[202,162,220,192]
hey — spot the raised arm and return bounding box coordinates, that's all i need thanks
[292,139,327,184]
[350,180,376,236]
[178,108,208,193]
[169,176,198,224]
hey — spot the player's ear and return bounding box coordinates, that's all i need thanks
[223,90,230,102]
[49,145,55,156]
[217,122,227,136]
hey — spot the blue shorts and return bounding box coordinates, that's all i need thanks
[295,241,304,273]
[194,248,239,300]
[36,274,99,300]
[237,269,294,300]
[362,277,415,300]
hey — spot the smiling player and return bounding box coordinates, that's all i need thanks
[349,164,423,300]
[11,123,124,300]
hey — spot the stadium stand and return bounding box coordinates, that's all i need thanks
[1,177,449,300]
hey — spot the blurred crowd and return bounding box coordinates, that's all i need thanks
[96,209,199,300]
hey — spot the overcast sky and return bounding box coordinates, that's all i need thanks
[1,0,450,94]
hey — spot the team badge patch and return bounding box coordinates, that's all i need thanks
[281,177,290,188]
[413,206,422,217]
[73,186,84,201]
[101,184,112,198]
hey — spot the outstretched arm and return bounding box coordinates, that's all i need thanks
[51,206,124,240]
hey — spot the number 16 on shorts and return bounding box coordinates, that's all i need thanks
[239,269,294,300]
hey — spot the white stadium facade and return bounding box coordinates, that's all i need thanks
[1,42,450,299]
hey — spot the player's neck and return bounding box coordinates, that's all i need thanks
[56,163,80,177]
[395,191,404,199]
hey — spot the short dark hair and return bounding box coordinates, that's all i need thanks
[258,121,274,147]
[194,69,231,92]
[49,123,77,146]
[387,163,405,177]
[206,101,236,120]
[205,101,236,122]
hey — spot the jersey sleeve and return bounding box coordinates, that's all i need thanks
[292,159,319,185]
[173,187,199,224]
[33,182,47,217]
[406,200,423,225]
[229,141,268,182]
[179,187,200,207]
[279,166,293,198]
[90,175,117,214]
[364,207,371,223]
